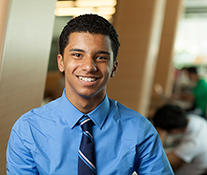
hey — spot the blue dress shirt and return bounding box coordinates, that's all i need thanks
[7,90,174,175]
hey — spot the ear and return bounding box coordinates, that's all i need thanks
[57,54,65,72]
[111,60,118,78]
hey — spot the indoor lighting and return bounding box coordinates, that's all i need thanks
[96,7,115,15]
[75,0,117,7]
[55,6,115,16]
[56,1,74,8]
[55,7,94,16]
[55,0,117,19]
[56,0,117,8]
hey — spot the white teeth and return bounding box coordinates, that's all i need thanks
[79,76,96,82]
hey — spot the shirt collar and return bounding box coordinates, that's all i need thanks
[59,89,110,130]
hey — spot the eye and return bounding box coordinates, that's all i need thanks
[71,53,83,60]
[74,53,82,57]
[96,56,108,61]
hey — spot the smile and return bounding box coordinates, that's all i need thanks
[78,76,97,82]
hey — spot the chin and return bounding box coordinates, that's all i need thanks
[79,91,104,100]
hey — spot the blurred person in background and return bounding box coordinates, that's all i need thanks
[153,104,207,175]
[171,66,207,118]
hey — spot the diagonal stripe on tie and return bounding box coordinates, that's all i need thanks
[78,150,96,172]
[78,115,96,175]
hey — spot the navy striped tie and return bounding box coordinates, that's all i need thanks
[78,115,96,175]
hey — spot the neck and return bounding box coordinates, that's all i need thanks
[75,97,104,114]
[65,91,105,114]
[192,75,200,83]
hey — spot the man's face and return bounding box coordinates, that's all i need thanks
[58,32,118,104]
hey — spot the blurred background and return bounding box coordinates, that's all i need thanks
[1,0,207,174]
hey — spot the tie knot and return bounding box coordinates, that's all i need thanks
[79,115,93,132]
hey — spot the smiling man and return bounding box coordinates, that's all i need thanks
[6,14,173,175]
[57,32,117,113]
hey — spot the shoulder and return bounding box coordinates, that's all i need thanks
[109,98,149,120]
[32,97,61,116]
[108,98,156,135]
[12,98,61,133]
[198,79,207,87]
[187,115,207,127]
[187,115,207,134]
[175,115,207,152]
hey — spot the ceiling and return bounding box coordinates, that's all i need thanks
[52,0,207,39]
[184,0,207,14]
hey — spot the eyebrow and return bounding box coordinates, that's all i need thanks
[97,50,110,55]
[69,48,110,55]
[69,48,85,52]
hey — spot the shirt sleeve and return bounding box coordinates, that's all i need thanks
[6,126,38,175]
[134,122,174,175]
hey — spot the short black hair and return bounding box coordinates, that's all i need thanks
[185,66,198,74]
[59,14,120,61]
[153,104,188,131]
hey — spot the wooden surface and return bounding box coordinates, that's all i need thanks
[150,0,183,117]
[107,0,167,116]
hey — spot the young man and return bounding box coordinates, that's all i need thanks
[172,67,207,117]
[153,104,207,175]
[6,14,173,174]
[186,67,207,117]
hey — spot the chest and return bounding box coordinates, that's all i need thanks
[29,125,137,175]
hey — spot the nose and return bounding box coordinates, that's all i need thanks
[81,56,97,72]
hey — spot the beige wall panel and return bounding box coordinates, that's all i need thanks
[149,0,184,117]
[0,0,56,174]
[0,0,10,68]
[108,0,166,116]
